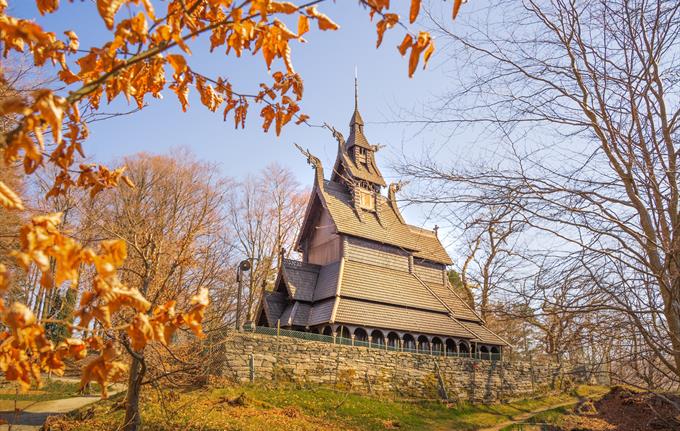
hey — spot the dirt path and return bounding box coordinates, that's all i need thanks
[477,399,579,431]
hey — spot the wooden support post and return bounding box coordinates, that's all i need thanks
[351,335,355,346]
[276,319,280,337]
[368,336,372,349]
[249,353,255,383]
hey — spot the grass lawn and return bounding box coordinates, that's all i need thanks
[49,384,609,431]
[498,385,611,431]
[0,378,100,402]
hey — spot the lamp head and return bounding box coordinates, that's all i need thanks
[239,260,251,272]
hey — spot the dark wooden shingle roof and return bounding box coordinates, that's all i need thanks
[312,260,341,301]
[262,291,288,326]
[334,298,472,338]
[281,259,320,302]
[341,260,447,312]
[321,181,452,265]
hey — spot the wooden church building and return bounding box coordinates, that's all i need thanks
[256,82,507,357]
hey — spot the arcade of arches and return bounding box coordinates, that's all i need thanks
[317,324,500,358]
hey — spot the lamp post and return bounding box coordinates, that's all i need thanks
[236,259,251,331]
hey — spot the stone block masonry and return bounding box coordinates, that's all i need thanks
[214,332,561,403]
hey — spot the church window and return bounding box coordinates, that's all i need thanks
[356,147,367,163]
[358,188,375,210]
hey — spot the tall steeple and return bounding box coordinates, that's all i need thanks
[346,71,369,151]
[329,73,387,189]
[355,66,359,107]
[349,68,364,129]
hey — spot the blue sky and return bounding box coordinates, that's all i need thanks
[9,1,479,253]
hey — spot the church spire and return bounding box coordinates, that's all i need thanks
[354,66,359,110]
[328,72,386,188]
[350,68,364,127]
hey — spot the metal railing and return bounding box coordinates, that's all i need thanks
[248,325,502,361]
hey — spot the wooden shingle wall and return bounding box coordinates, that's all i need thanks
[307,208,342,265]
[414,261,446,284]
[345,236,409,271]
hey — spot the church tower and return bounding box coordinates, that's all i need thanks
[330,77,386,214]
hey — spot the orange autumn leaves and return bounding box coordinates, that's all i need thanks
[398,32,435,78]
[0,0,467,209]
[0,212,210,395]
[0,0,471,396]
[367,0,444,77]
[126,289,210,351]
[1,1,331,209]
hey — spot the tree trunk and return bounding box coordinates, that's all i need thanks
[123,351,146,431]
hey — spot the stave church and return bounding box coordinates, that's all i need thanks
[256,81,507,357]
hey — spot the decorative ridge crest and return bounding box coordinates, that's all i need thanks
[294,143,325,194]
[388,180,407,224]
[294,143,321,169]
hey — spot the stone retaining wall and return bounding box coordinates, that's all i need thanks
[214,332,562,403]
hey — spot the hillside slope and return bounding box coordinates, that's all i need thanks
[42,384,606,431]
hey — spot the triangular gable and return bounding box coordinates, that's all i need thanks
[293,162,339,254]
[258,291,288,327]
[280,260,319,302]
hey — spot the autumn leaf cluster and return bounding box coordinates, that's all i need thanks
[0,212,209,395]
[0,0,467,396]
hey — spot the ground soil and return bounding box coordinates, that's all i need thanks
[557,386,680,431]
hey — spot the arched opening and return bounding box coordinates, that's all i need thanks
[403,334,416,351]
[417,335,430,353]
[387,332,400,349]
[431,337,444,355]
[371,329,385,347]
[490,346,500,360]
[459,341,470,355]
[322,326,333,336]
[337,325,351,340]
[480,345,490,360]
[445,339,457,356]
[354,328,368,342]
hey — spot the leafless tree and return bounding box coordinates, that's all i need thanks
[82,150,233,431]
[226,163,307,324]
[459,204,528,319]
[397,0,680,384]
